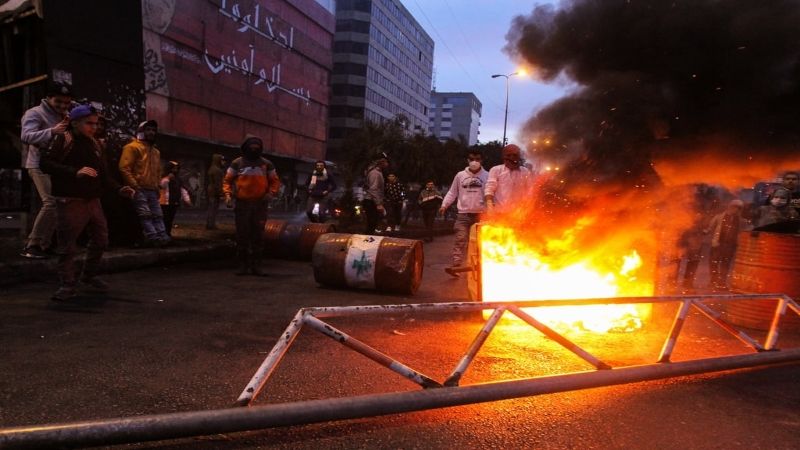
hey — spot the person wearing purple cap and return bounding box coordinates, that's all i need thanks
[40,104,135,301]
[19,82,73,259]
[119,119,171,246]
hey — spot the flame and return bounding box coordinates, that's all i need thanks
[480,224,653,333]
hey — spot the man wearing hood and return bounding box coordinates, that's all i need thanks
[440,149,489,276]
[363,153,389,234]
[484,144,533,211]
[119,120,170,245]
[305,160,337,223]
[19,83,73,259]
[223,135,280,275]
[206,153,226,229]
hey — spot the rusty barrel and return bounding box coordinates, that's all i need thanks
[312,233,424,295]
[726,231,800,329]
[263,219,335,260]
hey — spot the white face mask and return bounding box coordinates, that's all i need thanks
[771,197,788,207]
[468,161,481,171]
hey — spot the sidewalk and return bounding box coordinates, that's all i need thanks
[0,207,455,286]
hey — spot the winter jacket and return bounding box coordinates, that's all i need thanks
[441,166,489,214]
[160,175,191,206]
[119,139,162,191]
[385,181,406,204]
[306,168,337,198]
[40,133,119,198]
[206,153,225,198]
[20,99,65,169]
[418,187,443,211]
[223,156,280,201]
[363,164,384,205]
[484,164,532,205]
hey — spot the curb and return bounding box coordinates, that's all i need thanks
[0,240,236,287]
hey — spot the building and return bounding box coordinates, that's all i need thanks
[328,0,434,159]
[0,0,335,211]
[429,92,482,146]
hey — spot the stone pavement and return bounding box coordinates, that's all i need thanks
[0,207,455,286]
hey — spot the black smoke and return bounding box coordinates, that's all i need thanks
[506,0,800,190]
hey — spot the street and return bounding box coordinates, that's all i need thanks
[1,236,799,449]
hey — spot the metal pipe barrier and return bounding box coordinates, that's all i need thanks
[2,294,799,448]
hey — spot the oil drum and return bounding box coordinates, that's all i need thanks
[263,219,335,260]
[312,233,424,295]
[726,231,800,329]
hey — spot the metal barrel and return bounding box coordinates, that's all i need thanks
[263,219,336,260]
[727,231,800,329]
[312,233,424,295]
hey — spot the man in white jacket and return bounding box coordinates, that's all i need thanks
[484,143,532,210]
[439,149,489,276]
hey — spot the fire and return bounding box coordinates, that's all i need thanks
[480,224,653,333]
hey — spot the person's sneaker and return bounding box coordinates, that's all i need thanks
[81,276,110,291]
[20,245,48,259]
[51,286,77,302]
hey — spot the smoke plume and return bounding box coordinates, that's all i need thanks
[506,0,800,190]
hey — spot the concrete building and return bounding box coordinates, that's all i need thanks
[328,0,434,159]
[0,0,335,212]
[429,92,482,146]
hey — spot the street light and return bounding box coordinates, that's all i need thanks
[491,72,519,146]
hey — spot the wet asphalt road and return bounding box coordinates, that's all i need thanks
[1,236,799,449]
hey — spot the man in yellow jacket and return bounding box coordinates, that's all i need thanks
[119,120,170,245]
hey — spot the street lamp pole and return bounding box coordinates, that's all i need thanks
[491,72,518,146]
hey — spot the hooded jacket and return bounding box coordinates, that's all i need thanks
[119,138,162,190]
[441,166,489,214]
[363,162,385,205]
[40,133,119,198]
[20,99,65,169]
[223,137,280,201]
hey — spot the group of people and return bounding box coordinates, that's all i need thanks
[19,84,282,301]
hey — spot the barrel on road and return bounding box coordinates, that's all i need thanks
[312,233,424,295]
[263,219,335,260]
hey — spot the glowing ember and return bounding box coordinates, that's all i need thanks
[480,224,653,332]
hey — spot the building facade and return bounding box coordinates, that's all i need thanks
[328,0,434,159]
[429,91,482,146]
[0,0,335,211]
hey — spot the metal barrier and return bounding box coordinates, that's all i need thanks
[2,294,799,449]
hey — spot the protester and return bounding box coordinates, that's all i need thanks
[417,180,442,242]
[754,187,799,228]
[119,120,171,246]
[223,135,280,276]
[384,173,406,232]
[19,83,73,259]
[780,171,800,214]
[677,211,705,292]
[362,153,389,234]
[40,104,135,301]
[205,153,225,230]
[705,199,744,291]
[305,160,337,223]
[159,161,192,236]
[484,143,533,211]
[440,149,489,276]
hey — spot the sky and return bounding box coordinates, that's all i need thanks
[403,0,566,148]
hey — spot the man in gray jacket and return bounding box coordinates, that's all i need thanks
[439,149,489,276]
[20,83,73,258]
[362,152,389,234]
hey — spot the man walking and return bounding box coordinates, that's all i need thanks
[305,160,337,223]
[223,135,280,276]
[440,149,489,276]
[484,143,533,211]
[19,83,73,258]
[362,153,389,234]
[119,120,170,245]
[40,105,135,301]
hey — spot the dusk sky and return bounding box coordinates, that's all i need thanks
[404,0,567,148]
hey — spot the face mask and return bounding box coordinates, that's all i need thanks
[468,161,481,171]
[244,149,261,159]
[504,157,520,167]
[771,197,788,207]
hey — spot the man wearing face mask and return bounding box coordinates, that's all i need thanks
[440,149,489,276]
[305,160,337,223]
[754,187,799,229]
[484,143,533,211]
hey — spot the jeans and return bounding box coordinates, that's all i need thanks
[133,189,168,241]
[452,213,481,266]
[234,199,268,258]
[27,168,57,249]
[55,197,108,286]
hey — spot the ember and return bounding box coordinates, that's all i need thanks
[480,224,653,333]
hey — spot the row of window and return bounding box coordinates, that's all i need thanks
[378,0,434,54]
[366,87,424,126]
[334,40,368,55]
[332,83,366,97]
[333,62,367,77]
[336,18,371,34]
[369,26,431,83]
[336,0,371,13]
[367,66,426,114]
[367,44,428,98]
[372,4,431,67]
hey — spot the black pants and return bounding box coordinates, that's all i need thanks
[363,199,380,234]
[235,199,268,259]
[162,204,179,236]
